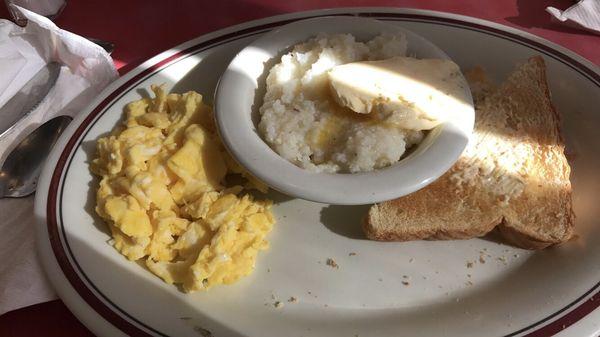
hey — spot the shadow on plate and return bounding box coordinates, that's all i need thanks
[320,204,371,240]
[478,228,508,245]
[264,189,294,204]
[135,87,151,99]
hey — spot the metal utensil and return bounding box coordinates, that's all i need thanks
[0,115,72,198]
[0,62,61,138]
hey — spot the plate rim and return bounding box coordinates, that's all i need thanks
[34,7,600,337]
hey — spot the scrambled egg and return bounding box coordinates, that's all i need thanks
[91,85,274,292]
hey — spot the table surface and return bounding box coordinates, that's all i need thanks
[0,1,598,336]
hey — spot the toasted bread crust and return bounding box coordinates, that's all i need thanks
[363,163,502,241]
[363,56,574,250]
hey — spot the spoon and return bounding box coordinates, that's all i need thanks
[0,116,72,198]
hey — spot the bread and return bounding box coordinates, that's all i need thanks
[363,56,574,249]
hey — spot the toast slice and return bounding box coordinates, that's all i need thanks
[363,56,574,249]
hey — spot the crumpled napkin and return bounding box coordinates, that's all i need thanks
[0,5,118,315]
[546,0,600,35]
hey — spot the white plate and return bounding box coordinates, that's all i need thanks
[35,8,600,337]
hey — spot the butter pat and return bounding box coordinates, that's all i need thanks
[328,56,471,130]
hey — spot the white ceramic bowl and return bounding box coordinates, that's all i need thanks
[215,16,474,205]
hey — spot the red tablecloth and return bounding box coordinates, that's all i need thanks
[0,1,598,336]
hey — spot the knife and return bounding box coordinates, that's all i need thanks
[0,62,61,138]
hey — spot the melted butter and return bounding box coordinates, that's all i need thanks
[328,56,471,130]
[307,99,380,157]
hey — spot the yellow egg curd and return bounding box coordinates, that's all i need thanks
[91,85,274,292]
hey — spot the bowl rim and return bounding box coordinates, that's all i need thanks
[215,16,474,205]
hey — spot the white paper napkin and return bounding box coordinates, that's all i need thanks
[0,5,118,315]
[546,0,600,35]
